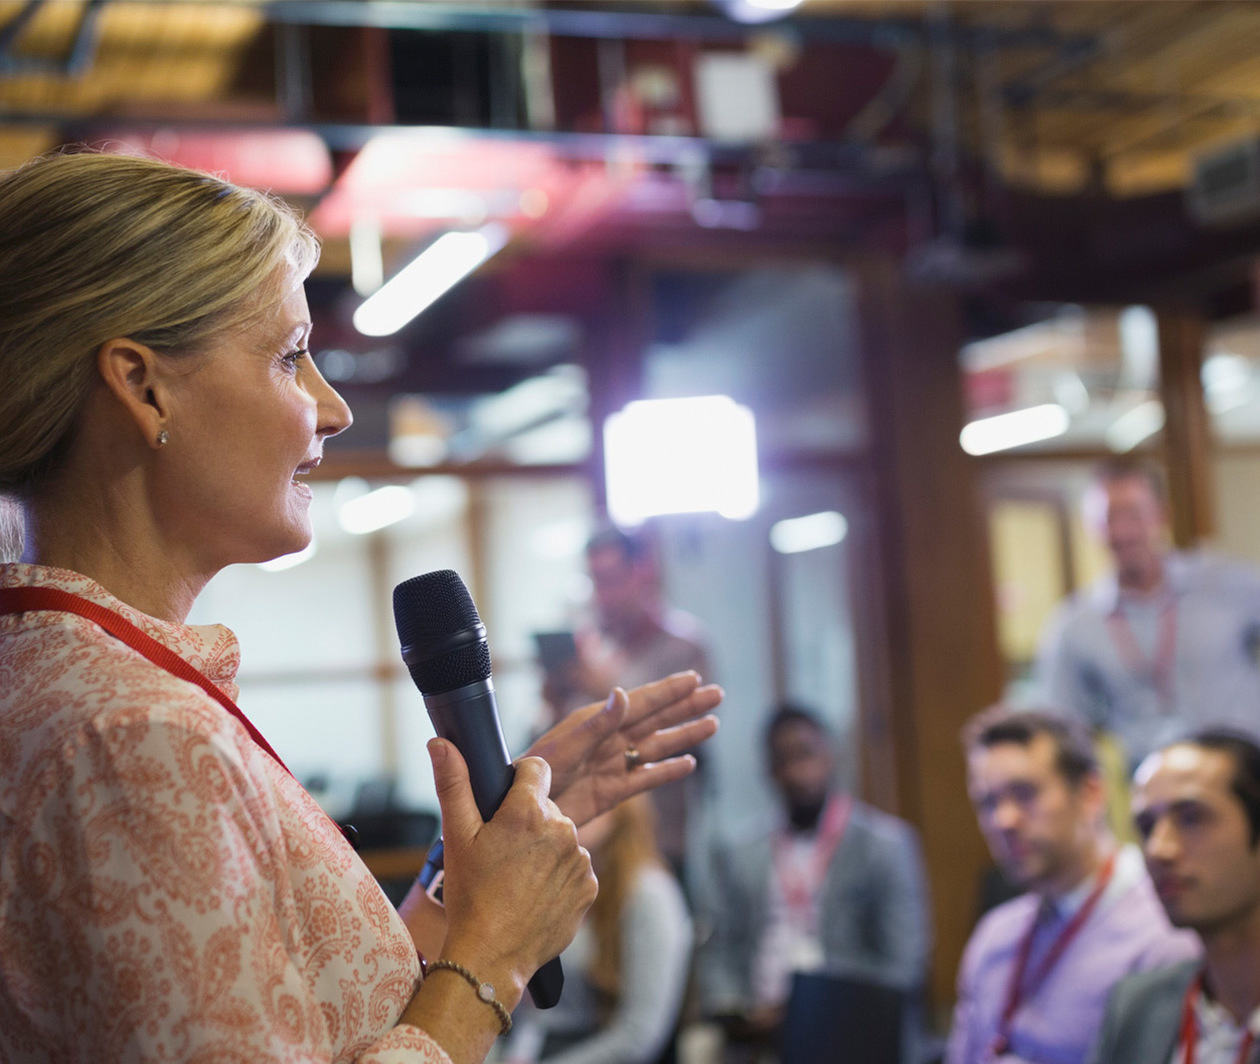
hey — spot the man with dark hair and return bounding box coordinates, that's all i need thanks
[542,523,712,879]
[697,704,930,1061]
[948,706,1198,1064]
[1037,459,1260,766]
[1090,729,1260,1063]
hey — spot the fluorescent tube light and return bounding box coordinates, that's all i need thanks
[338,485,415,535]
[770,511,848,555]
[1105,400,1165,453]
[959,403,1070,456]
[354,223,508,337]
[258,540,317,572]
[350,219,384,296]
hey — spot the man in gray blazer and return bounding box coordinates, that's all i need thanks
[1091,730,1260,1064]
[1090,960,1198,1063]
[696,704,931,1059]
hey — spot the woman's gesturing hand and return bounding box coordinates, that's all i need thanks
[428,739,598,1010]
[525,671,721,828]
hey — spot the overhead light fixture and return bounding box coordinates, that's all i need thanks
[353,223,508,337]
[959,403,1070,455]
[1105,399,1165,452]
[1203,351,1253,414]
[770,511,848,555]
[338,484,415,535]
[350,219,384,296]
[716,0,804,23]
[604,395,759,526]
[258,539,317,572]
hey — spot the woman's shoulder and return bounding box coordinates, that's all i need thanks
[2,612,255,786]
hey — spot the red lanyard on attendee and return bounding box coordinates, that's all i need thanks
[1107,594,1178,704]
[0,586,356,846]
[772,794,852,915]
[989,851,1118,1058]
[1179,971,1258,1064]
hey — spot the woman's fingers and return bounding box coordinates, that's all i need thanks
[619,671,703,726]
[622,681,723,742]
[609,754,699,804]
[628,714,720,764]
[438,753,596,1001]
[428,738,482,845]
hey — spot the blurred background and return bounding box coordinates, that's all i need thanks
[6,0,1260,1020]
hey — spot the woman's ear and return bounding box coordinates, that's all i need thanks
[95,337,168,447]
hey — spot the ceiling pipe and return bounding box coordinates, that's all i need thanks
[252,0,1095,53]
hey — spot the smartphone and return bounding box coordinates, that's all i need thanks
[533,630,578,673]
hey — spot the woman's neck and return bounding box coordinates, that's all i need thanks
[24,487,207,623]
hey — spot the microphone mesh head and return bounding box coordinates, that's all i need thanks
[393,570,492,693]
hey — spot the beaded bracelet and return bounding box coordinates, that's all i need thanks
[427,959,513,1036]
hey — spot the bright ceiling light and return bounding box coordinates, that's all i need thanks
[770,511,848,555]
[605,395,759,526]
[353,223,508,337]
[959,403,1070,455]
[718,0,804,21]
[1105,399,1165,452]
[258,539,317,572]
[1203,351,1251,395]
[338,484,416,535]
[350,219,384,296]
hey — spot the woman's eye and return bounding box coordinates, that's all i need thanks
[281,348,309,370]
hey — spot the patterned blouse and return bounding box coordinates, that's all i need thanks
[0,563,451,1064]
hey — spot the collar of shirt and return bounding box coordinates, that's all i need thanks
[0,562,242,700]
[1191,987,1260,1059]
[1095,551,1193,614]
[1043,843,1143,923]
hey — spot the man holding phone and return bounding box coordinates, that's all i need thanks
[538,525,713,882]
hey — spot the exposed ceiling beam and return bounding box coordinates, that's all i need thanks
[251,0,1098,52]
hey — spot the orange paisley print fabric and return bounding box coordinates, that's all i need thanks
[0,564,450,1064]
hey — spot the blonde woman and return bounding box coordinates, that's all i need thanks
[504,796,692,1064]
[0,151,720,1064]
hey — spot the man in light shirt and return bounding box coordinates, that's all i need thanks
[1038,459,1260,767]
[697,704,930,1061]
[541,525,712,881]
[949,707,1198,1064]
[1091,730,1260,1064]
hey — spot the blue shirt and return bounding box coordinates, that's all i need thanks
[1037,551,1260,764]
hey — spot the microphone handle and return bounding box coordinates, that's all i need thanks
[422,679,565,1009]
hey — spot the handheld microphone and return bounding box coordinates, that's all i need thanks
[393,569,565,1009]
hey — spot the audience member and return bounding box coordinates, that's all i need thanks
[502,796,692,1064]
[1037,459,1260,765]
[543,525,713,880]
[697,704,930,1062]
[1090,730,1260,1063]
[949,707,1198,1064]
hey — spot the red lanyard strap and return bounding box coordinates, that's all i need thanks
[1108,596,1178,700]
[0,585,298,780]
[0,585,366,852]
[1180,971,1258,1064]
[772,795,852,913]
[991,852,1118,1056]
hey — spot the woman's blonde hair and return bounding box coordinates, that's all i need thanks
[587,794,666,999]
[0,149,319,496]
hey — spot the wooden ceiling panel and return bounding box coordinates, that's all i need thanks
[0,1,264,114]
